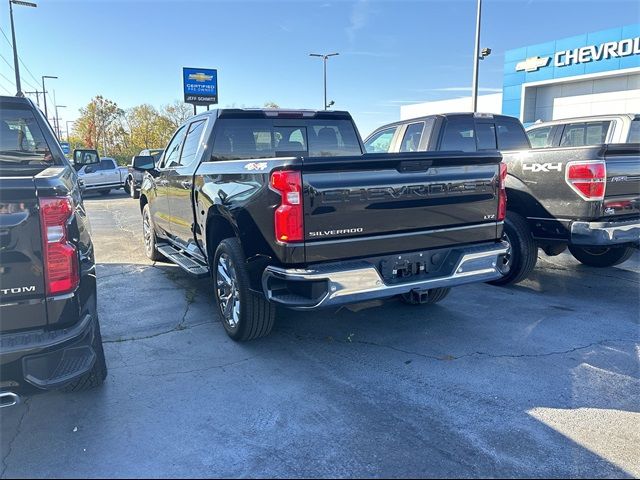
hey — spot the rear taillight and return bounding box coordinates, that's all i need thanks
[565,161,606,200]
[39,197,79,296]
[497,162,507,221]
[271,170,303,243]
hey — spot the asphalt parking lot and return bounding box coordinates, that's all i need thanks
[1,190,639,478]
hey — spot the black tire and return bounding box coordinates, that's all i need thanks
[399,287,451,305]
[142,204,163,261]
[489,211,538,286]
[61,321,107,392]
[131,181,140,199]
[123,180,130,195]
[568,245,634,267]
[213,238,275,341]
[99,189,110,196]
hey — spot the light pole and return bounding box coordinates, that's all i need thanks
[41,75,57,120]
[54,104,66,140]
[309,52,339,110]
[8,0,37,97]
[471,0,482,112]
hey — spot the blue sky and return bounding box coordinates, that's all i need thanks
[1,0,638,136]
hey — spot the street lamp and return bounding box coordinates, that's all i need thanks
[8,0,37,97]
[41,75,57,120]
[471,0,482,112]
[54,105,66,140]
[309,52,339,110]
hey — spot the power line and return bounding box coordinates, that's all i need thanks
[0,70,15,86]
[0,51,14,70]
[0,51,39,91]
[0,26,42,88]
[0,82,12,95]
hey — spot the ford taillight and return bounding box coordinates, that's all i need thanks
[271,170,303,243]
[497,162,507,221]
[565,161,606,200]
[39,197,79,296]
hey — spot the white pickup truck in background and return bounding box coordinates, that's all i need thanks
[74,150,128,195]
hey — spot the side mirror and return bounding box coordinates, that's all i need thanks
[132,155,155,171]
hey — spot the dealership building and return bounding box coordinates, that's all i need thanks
[401,24,640,125]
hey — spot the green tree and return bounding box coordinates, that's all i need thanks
[264,101,280,108]
[75,96,124,155]
[161,100,193,130]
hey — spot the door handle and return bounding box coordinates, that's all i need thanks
[181,180,193,190]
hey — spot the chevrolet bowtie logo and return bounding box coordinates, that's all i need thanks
[515,56,551,72]
[188,72,214,82]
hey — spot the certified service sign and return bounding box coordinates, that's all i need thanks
[183,67,218,105]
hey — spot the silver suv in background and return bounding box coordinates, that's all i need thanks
[526,113,639,148]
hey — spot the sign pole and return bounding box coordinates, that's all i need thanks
[471,0,482,113]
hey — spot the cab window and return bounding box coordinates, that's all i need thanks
[560,121,610,147]
[495,118,529,150]
[399,123,424,152]
[364,127,397,153]
[160,124,188,168]
[440,117,476,152]
[178,120,206,167]
[628,119,640,143]
[527,126,554,148]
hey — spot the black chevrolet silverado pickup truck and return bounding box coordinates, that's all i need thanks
[366,113,640,285]
[0,96,106,407]
[136,109,508,341]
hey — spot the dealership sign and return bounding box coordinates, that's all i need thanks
[183,67,218,105]
[516,36,640,72]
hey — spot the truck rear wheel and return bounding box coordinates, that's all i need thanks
[61,321,107,392]
[489,211,538,286]
[213,238,275,341]
[142,204,163,261]
[399,287,450,305]
[568,245,634,267]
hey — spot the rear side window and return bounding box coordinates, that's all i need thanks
[476,123,497,150]
[211,118,361,160]
[0,106,57,171]
[399,123,424,152]
[99,159,115,170]
[179,120,206,167]
[560,121,611,147]
[365,127,397,153]
[628,119,640,143]
[161,125,188,168]
[495,118,529,150]
[440,117,476,152]
[527,126,554,148]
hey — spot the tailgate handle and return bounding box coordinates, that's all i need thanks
[399,160,433,172]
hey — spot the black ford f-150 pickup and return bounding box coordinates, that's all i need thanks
[137,109,509,341]
[0,96,107,407]
[366,113,640,285]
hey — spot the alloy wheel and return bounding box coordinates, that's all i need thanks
[216,253,241,328]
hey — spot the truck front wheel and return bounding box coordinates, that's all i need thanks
[213,238,275,341]
[489,211,538,286]
[568,245,634,267]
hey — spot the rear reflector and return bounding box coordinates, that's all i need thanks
[39,197,79,296]
[271,170,303,243]
[497,162,507,221]
[566,161,606,200]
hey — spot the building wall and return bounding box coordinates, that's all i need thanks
[400,93,502,120]
[523,72,640,122]
[503,24,640,120]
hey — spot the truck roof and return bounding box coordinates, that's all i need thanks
[526,113,639,129]
[188,108,354,123]
[371,112,520,132]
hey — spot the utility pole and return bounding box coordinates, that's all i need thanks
[41,75,57,121]
[8,0,37,96]
[471,0,482,112]
[309,52,339,110]
[54,105,66,140]
[25,89,45,106]
[66,120,74,143]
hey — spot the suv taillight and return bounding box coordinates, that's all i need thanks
[565,161,606,200]
[271,170,303,243]
[497,162,507,221]
[39,197,79,296]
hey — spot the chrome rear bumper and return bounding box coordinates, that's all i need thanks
[263,241,509,310]
[571,219,640,246]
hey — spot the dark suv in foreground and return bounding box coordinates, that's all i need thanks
[0,96,107,408]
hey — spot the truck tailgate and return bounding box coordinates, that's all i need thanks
[0,178,48,332]
[604,144,640,217]
[302,152,502,262]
